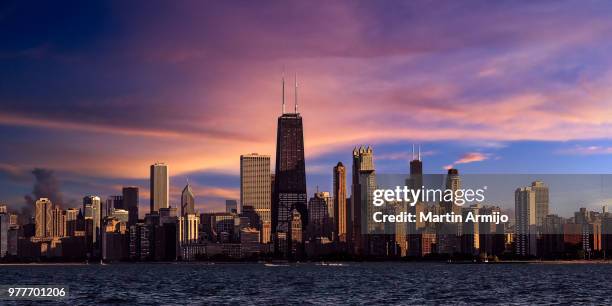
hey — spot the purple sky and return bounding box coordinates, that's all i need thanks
[2,1,612,216]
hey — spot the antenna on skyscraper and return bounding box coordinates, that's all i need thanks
[412,144,415,160]
[418,145,422,161]
[282,72,286,114]
[294,73,298,114]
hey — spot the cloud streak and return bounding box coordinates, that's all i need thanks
[445,152,490,170]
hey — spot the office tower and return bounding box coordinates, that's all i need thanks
[333,162,348,242]
[105,195,123,219]
[272,77,308,258]
[0,205,6,213]
[351,146,377,255]
[150,163,169,213]
[180,214,199,244]
[181,182,195,216]
[225,200,238,214]
[83,195,101,244]
[308,191,332,239]
[65,208,79,236]
[51,206,65,237]
[122,187,139,226]
[409,145,423,188]
[461,204,480,255]
[102,217,128,261]
[240,154,271,223]
[531,181,549,226]
[35,198,53,238]
[0,211,7,257]
[515,186,537,256]
[129,223,151,260]
[406,145,424,256]
[437,168,463,255]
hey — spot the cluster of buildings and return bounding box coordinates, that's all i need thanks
[0,80,611,261]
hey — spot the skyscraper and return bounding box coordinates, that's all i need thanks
[307,191,333,239]
[35,198,53,238]
[272,75,308,258]
[83,195,101,244]
[333,162,348,243]
[180,182,198,245]
[65,208,79,237]
[240,153,271,223]
[531,180,549,227]
[150,163,169,213]
[351,146,376,256]
[181,182,195,216]
[122,186,139,226]
[51,206,65,237]
[0,210,8,257]
[406,145,424,256]
[441,168,464,254]
[515,186,537,256]
[105,195,123,219]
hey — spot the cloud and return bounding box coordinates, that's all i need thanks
[558,145,612,155]
[444,152,490,170]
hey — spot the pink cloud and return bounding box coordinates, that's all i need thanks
[445,152,490,170]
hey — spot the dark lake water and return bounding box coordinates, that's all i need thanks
[0,262,610,305]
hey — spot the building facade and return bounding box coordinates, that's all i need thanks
[150,163,169,213]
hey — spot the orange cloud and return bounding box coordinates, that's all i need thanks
[445,152,490,170]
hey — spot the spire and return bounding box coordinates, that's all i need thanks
[282,74,286,114]
[418,145,422,161]
[412,144,415,160]
[294,73,298,114]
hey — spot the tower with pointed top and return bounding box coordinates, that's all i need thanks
[181,182,195,216]
[272,75,308,259]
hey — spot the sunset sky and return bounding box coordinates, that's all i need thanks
[2,1,612,215]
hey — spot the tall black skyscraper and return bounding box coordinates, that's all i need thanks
[272,75,308,258]
[122,187,139,226]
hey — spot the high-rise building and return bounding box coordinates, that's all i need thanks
[351,146,376,256]
[241,154,271,224]
[225,200,238,214]
[83,195,101,244]
[180,214,200,244]
[181,183,195,216]
[437,168,463,255]
[51,206,65,237]
[122,187,139,226]
[333,162,348,243]
[35,198,53,238]
[515,186,537,256]
[150,163,169,213]
[105,195,123,219]
[308,191,333,240]
[0,211,8,257]
[406,145,424,256]
[531,181,549,227]
[65,208,79,237]
[272,78,308,258]
[461,204,480,255]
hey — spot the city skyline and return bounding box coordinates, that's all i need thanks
[4,2,612,214]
